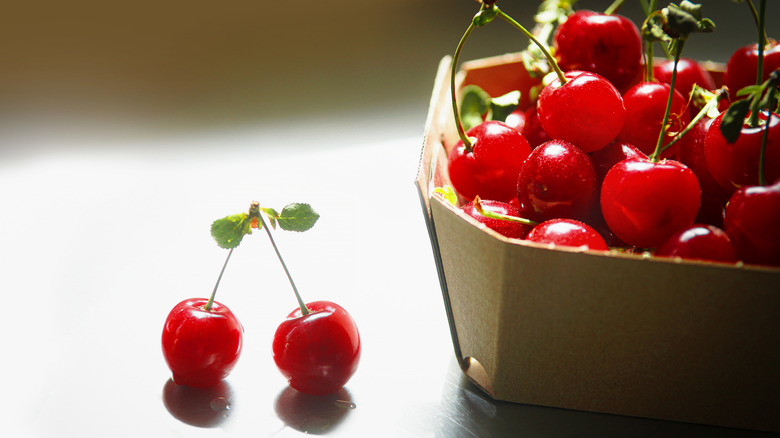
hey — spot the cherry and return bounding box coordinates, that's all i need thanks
[537,70,626,152]
[653,57,716,99]
[273,300,361,395]
[461,198,531,239]
[505,106,550,149]
[600,158,701,248]
[655,224,738,264]
[617,81,690,158]
[162,298,244,388]
[552,10,643,92]
[722,40,780,101]
[526,218,608,251]
[704,110,780,193]
[589,139,647,185]
[723,179,780,266]
[447,120,531,202]
[516,139,599,222]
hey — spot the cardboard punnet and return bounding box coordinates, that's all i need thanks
[415,53,780,433]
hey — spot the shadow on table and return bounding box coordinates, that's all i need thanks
[162,378,234,428]
[436,359,776,438]
[274,386,356,435]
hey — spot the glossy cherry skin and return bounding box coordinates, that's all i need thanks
[537,70,626,153]
[704,110,780,194]
[723,41,780,101]
[273,300,361,395]
[601,158,701,248]
[162,298,244,388]
[655,224,737,263]
[723,180,780,266]
[447,121,532,202]
[653,58,716,99]
[517,139,599,222]
[589,140,647,184]
[461,199,531,239]
[505,106,550,149]
[553,10,642,92]
[526,218,608,251]
[617,82,690,158]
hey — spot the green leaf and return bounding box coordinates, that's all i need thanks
[211,213,253,249]
[490,90,521,123]
[460,85,491,131]
[260,207,279,229]
[473,5,498,27]
[276,203,320,232]
[720,99,751,144]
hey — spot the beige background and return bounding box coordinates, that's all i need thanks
[0,1,776,135]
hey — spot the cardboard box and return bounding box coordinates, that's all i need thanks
[415,53,780,433]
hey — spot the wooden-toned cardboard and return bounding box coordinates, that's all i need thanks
[415,53,780,433]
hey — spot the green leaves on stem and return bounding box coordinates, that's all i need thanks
[211,202,320,249]
[460,85,520,131]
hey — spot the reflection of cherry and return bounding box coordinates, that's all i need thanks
[274,386,354,435]
[162,378,234,428]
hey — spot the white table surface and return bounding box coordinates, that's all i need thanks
[1,116,774,437]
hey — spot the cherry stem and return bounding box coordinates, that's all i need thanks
[746,0,769,48]
[759,110,772,186]
[257,211,310,316]
[451,15,478,152]
[749,0,767,128]
[473,196,539,227]
[650,39,684,162]
[661,87,727,154]
[494,7,567,85]
[205,247,234,312]
[604,0,625,15]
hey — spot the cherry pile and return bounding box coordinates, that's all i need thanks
[441,1,779,267]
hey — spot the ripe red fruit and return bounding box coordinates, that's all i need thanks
[653,57,716,99]
[723,180,780,266]
[655,224,737,263]
[162,298,244,388]
[526,218,608,251]
[537,70,626,153]
[601,158,701,248]
[516,139,599,222]
[505,106,550,149]
[553,10,642,92]
[461,199,531,239]
[447,121,532,202]
[617,82,691,158]
[722,41,780,101]
[273,300,361,395]
[704,110,780,194]
[589,140,647,184]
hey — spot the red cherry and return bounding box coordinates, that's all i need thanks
[601,158,701,248]
[553,10,642,92]
[704,110,780,194]
[617,81,690,158]
[723,180,780,266]
[461,199,531,239]
[162,298,244,388]
[526,218,608,251]
[273,300,361,395]
[447,121,532,202]
[589,139,647,184]
[537,71,626,152]
[655,224,737,263]
[505,106,550,149]
[723,41,780,101]
[517,139,599,222]
[653,57,716,99]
